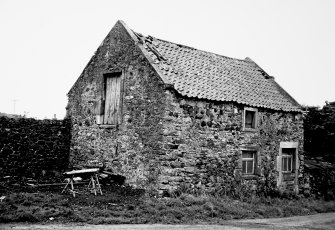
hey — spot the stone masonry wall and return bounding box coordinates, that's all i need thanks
[67,21,167,188]
[67,21,304,195]
[157,90,304,195]
[0,116,71,178]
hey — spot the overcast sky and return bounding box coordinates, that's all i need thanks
[0,0,334,119]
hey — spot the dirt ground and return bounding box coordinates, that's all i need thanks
[2,212,335,230]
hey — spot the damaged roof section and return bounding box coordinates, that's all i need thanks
[131,26,301,112]
[68,20,301,112]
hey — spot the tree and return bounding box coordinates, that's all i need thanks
[304,101,335,163]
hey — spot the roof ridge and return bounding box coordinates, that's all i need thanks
[245,57,301,109]
[145,36,252,63]
[244,57,273,79]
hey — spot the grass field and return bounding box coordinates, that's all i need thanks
[1,184,335,224]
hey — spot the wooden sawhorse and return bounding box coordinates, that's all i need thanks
[62,168,102,197]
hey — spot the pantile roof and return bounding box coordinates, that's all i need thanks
[128,24,301,112]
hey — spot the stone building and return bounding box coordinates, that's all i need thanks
[67,20,303,195]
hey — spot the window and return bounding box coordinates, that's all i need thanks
[245,111,255,128]
[243,108,257,130]
[94,72,123,125]
[277,142,299,188]
[242,151,256,174]
[104,72,122,124]
[282,148,295,172]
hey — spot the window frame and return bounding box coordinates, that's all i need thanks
[95,71,124,126]
[277,142,299,189]
[282,154,293,173]
[240,146,260,176]
[242,151,256,175]
[242,107,258,131]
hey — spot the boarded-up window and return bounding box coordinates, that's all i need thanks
[103,72,123,124]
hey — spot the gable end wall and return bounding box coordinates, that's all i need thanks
[67,22,167,187]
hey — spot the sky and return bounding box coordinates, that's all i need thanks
[0,0,334,119]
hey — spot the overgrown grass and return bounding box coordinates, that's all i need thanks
[1,187,335,224]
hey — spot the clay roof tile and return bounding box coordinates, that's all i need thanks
[135,33,301,112]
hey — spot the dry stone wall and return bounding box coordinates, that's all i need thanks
[0,116,71,179]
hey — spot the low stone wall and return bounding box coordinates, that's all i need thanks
[0,116,71,179]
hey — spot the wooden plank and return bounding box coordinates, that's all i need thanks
[113,76,121,124]
[104,75,122,124]
[104,77,113,124]
[119,71,125,124]
[32,182,87,187]
[64,168,99,175]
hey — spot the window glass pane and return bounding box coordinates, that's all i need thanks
[282,158,287,171]
[242,161,247,174]
[288,157,292,171]
[282,157,294,172]
[245,111,255,128]
[242,152,254,158]
[242,150,256,174]
[247,160,253,174]
[282,148,295,155]
[282,148,295,172]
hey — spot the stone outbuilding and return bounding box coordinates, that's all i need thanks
[67,20,303,195]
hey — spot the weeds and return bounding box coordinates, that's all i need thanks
[0,186,335,224]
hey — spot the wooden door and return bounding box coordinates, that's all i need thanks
[104,74,122,124]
